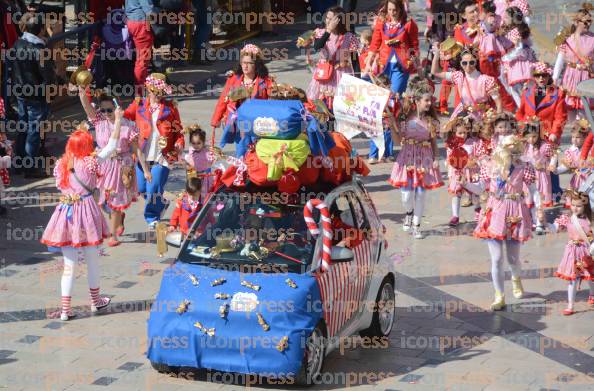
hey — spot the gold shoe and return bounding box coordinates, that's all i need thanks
[512,277,524,299]
[490,291,505,311]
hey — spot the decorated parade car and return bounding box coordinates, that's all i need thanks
[147,178,395,385]
[146,96,395,385]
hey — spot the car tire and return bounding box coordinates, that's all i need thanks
[295,322,326,386]
[150,361,180,374]
[359,276,395,338]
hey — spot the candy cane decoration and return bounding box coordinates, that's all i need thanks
[304,199,332,271]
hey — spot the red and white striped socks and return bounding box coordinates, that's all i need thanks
[89,287,110,311]
[61,296,72,316]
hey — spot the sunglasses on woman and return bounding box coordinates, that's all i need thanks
[99,108,114,113]
[461,60,476,66]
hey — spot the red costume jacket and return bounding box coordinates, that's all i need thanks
[369,16,419,74]
[169,193,202,235]
[124,97,184,163]
[516,83,568,144]
[211,73,274,127]
[454,23,478,46]
[581,133,594,159]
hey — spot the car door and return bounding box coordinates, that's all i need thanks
[312,191,357,338]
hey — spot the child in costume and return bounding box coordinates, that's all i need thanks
[40,118,124,320]
[522,120,555,234]
[358,28,379,81]
[368,74,396,164]
[184,125,214,201]
[551,190,594,315]
[500,7,537,107]
[169,177,203,236]
[553,3,594,117]
[463,132,535,310]
[555,119,591,207]
[79,88,151,246]
[388,77,443,239]
[442,113,482,226]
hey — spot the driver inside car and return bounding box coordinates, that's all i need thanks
[330,197,364,249]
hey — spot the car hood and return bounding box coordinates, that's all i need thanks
[146,262,322,376]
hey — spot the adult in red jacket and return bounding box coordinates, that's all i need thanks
[124,73,184,228]
[516,62,568,145]
[516,62,567,201]
[211,44,274,157]
[365,0,419,94]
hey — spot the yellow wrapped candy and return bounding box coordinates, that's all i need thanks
[255,135,311,181]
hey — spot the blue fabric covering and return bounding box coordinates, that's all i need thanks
[146,262,323,376]
[237,99,305,140]
[306,116,335,156]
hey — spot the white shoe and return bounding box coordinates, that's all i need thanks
[403,213,413,232]
[368,158,378,165]
[91,296,111,313]
[535,225,545,235]
[412,225,424,239]
[148,221,158,230]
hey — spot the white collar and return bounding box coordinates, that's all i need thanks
[22,32,45,45]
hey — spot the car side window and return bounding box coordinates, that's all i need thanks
[347,192,369,230]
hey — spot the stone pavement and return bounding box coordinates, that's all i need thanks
[1,0,594,390]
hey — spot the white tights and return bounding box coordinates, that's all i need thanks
[451,194,480,217]
[567,279,594,309]
[528,186,543,226]
[61,246,101,297]
[402,188,426,226]
[487,239,522,293]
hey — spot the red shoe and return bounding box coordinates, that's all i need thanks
[107,239,121,247]
[562,308,574,316]
[449,216,459,227]
[116,213,125,236]
[588,296,594,305]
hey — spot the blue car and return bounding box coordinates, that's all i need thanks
[147,178,396,385]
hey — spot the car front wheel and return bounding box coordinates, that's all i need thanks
[360,277,395,338]
[295,323,326,386]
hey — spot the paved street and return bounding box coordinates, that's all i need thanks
[1,0,594,390]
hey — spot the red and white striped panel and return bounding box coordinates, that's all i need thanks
[314,240,374,337]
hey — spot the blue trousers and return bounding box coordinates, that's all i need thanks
[192,0,212,55]
[136,162,170,223]
[369,131,394,158]
[382,61,410,94]
[16,98,49,162]
[551,173,562,202]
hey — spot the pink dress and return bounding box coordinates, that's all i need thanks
[447,70,498,119]
[502,31,537,86]
[447,136,481,195]
[306,29,359,100]
[523,142,554,207]
[92,113,139,211]
[41,157,110,247]
[565,145,589,191]
[554,214,594,281]
[474,161,536,242]
[184,147,213,200]
[388,116,443,190]
[558,32,594,109]
[475,18,511,59]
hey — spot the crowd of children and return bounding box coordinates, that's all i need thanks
[31,0,594,320]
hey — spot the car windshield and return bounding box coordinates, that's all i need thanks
[177,190,316,273]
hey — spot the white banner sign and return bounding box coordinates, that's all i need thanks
[333,74,391,158]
